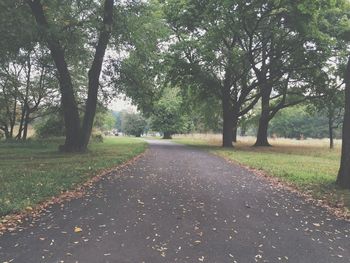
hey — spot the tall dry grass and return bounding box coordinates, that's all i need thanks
[174,133,341,159]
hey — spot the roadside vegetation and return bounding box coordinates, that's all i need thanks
[0,137,147,216]
[174,135,350,212]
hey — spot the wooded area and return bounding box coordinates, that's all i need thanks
[1,0,350,188]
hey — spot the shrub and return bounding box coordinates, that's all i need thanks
[91,132,104,143]
[35,115,65,138]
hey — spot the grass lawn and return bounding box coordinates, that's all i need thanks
[0,137,147,217]
[173,135,350,212]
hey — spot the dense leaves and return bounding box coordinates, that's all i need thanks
[150,88,190,139]
[122,112,147,137]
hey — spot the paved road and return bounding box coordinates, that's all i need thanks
[1,140,350,263]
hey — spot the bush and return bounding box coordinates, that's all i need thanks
[91,132,104,143]
[35,115,65,138]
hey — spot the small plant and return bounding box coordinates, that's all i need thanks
[91,133,104,143]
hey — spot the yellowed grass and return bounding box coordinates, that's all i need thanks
[174,134,341,159]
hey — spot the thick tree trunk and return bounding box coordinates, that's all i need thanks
[329,116,334,150]
[337,57,350,189]
[222,85,233,148]
[255,86,272,147]
[163,132,172,139]
[27,0,82,152]
[255,117,270,146]
[80,0,114,150]
[232,113,238,143]
[232,128,237,143]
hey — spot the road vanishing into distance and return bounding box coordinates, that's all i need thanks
[1,140,350,262]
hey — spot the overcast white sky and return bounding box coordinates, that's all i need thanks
[108,96,137,112]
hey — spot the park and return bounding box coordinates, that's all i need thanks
[1,0,350,262]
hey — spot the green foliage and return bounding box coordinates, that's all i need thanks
[150,87,190,137]
[111,0,170,114]
[34,114,65,138]
[94,109,116,131]
[0,47,59,140]
[269,106,339,139]
[122,112,147,137]
[0,0,37,58]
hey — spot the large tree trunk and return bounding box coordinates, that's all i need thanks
[337,57,350,189]
[232,128,237,143]
[222,85,233,148]
[27,0,81,152]
[255,86,272,147]
[80,0,114,150]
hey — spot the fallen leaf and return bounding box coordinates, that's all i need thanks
[74,226,82,233]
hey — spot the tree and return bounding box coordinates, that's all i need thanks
[122,112,147,137]
[94,108,116,132]
[150,87,188,139]
[269,106,332,139]
[25,0,115,152]
[163,0,261,147]
[0,47,58,140]
[338,56,350,188]
[317,0,350,188]
[311,89,344,149]
[336,46,350,189]
[297,0,350,188]
[111,0,169,115]
[231,0,330,146]
[181,88,222,133]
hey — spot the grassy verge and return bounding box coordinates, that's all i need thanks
[0,137,147,217]
[173,136,350,212]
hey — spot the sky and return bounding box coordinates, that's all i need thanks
[108,96,137,112]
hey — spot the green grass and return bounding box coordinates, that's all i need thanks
[0,137,147,216]
[173,136,350,211]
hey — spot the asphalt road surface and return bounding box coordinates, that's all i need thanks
[1,140,350,263]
